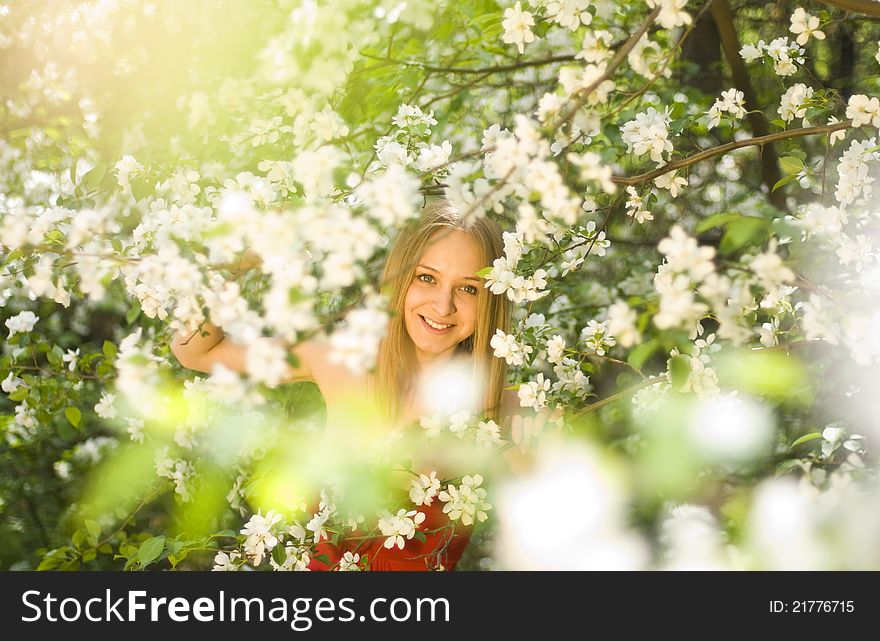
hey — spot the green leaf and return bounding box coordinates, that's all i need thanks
[719,217,769,255]
[779,155,805,175]
[126,306,140,325]
[774,458,804,477]
[8,387,29,402]
[47,344,64,367]
[667,355,690,388]
[695,212,741,233]
[58,421,78,441]
[413,530,427,544]
[137,536,166,568]
[37,547,73,571]
[130,177,153,201]
[84,519,102,547]
[103,340,117,360]
[69,156,79,186]
[168,552,188,569]
[627,340,657,371]
[2,248,23,266]
[791,432,822,447]
[771,173,799,193]
[272,543,287,566]
[84,519,102,539]
[65,406,81,428]
[476,266,492,278]
[82,164,107,190]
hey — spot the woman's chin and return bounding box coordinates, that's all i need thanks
[413,340,456,360]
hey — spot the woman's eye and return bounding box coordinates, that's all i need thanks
[418,274,434,283]
[460,285,478,295]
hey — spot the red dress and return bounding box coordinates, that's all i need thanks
[307,499,473,571]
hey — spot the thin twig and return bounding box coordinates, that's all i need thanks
[554,6,662,131]
[360,52,577,75]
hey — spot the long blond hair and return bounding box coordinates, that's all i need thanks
[374,200,510,422]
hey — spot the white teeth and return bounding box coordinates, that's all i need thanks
[423,316,452,330]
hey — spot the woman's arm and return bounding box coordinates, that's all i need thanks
[168,249,315,381]
[169,321,314,382]
[171,322,242,373]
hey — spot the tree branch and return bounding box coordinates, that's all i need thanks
[611,120,853,186]
[815,0,880,16]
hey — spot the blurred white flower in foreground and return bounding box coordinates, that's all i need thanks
[495,441,648,569]
[688,392,774,464]
[415,357,482,416]
[658,503,733,570]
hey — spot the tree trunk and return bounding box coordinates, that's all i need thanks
[710,0,787,211]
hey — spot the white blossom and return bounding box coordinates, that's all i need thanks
[621,106,673,164]
[545,0,593,30]
[653,170,688,197]
[707,88,747,129]
[391,104,438,132]
[114,154,142,191]
[778,83,813,124]
[212,550,241,571]
[414,140,453,173]
[94,391,117,420]
[409,471,441,507]
[581,319,616,356]
[789,8,825,46]
[502,2,536,55]
[328,304,389,375]
[568,151,616,193]
[491,328,533,366]
[657,225,715,282]
[5,310,38,338]
[476,419,503,447]
[836,233,873,273]
[607,301,641,348]
[546,335,566,364]
[245,338,290,388]
[438,475,491,526]
[835,137,879,206]
[518,373,551,409]
[624,186,653,223]
[420,414,444,438]
[647,0,692,30]
[337,551,362,571]
[241,510,282,565]
[576,30,613,63]
[2,372,24,394]
[378,508,426,550]
[845,94,880,129]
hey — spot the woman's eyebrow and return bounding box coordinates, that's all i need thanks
[417,264,482,282]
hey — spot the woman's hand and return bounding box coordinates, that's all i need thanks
[227,248,263,278]
[510,405,564,453]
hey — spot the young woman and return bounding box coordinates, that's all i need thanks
[171,199,527,570]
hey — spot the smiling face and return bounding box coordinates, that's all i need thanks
[403,228,484,365]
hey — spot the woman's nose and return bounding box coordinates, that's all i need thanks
[431,288,456,317]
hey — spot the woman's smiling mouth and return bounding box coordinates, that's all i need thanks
[419,314,454,333]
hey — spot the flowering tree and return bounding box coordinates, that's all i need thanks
[2,0,880,571]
